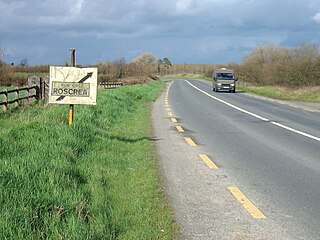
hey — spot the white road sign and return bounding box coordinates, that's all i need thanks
[49,66,98,105]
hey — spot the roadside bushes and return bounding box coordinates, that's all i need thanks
[238,44,320,87]
[0,73,28,86]
[0,65,49,86]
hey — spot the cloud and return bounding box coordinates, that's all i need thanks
[312,12,320,23]
[175,0,194,14]
[2,0,320,65]
[70,0,84,15]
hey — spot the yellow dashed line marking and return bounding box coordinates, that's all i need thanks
[171,118,177,123]
[165,82,174,117]
[185,137,197,146]
[305,109,316,112]
[228,187,267,219]
[288,104,299,108]
[176,126,185,133]
[165,82,173,100]
[199,154,218,170]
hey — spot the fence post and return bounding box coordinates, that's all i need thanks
[3,89,8,111]
[40,77,43,99]
[15,87,19,107]
[44,76,49,99]
[34,85,40,100]
[27,86,30,104]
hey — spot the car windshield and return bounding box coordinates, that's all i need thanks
[216,73,234,80]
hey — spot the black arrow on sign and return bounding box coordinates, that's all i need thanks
[56,72,93,101]
[78,72,93,83]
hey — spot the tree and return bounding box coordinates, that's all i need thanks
[0,48,5,75]
[162,57,172,74]
[113,58,126,78]
[132,53,157,66]
[158,57,172,74]
[158,59,163,73]
[162,57,172,67]
[20,58,28,66]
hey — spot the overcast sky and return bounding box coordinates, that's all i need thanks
[1,0,320,65]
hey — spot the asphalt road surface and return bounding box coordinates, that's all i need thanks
[152,79,320,240]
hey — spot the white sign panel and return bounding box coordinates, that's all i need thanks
[49,66,98,105]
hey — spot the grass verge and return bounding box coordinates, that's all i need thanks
[0,80,178,239]
[237,84,320,103]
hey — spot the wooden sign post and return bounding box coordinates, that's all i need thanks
[48,49,98,125]
[69,48,75,125]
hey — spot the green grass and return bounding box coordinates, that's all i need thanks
[237,84,320,103]
[0,80,178,239]
[0,86,13,91]
[162,73,211,81]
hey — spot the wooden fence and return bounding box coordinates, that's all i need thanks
[0,76,49,111]
[98,82,123,89]
[0,86,40,111]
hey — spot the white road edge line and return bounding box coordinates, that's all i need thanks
[185,80,320,143]
[271,121,320,142]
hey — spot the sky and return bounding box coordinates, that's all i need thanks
[1,0,320,66]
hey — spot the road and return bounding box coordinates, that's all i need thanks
[152,78,320,240]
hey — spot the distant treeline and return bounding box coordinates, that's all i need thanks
[167,44,320,88]
[0,53,161,86]
[1,44,320,87]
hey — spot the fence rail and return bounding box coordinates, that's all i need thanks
[0,85,40,111]
[99,82,123,89]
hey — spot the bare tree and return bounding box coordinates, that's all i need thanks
[0,48,4,76]
[113,58,126,78]
[20,58,29,66]
[132,53,157,66]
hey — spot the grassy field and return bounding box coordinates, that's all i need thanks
[0,80,178,239]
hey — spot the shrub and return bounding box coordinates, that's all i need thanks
[238,44,320,87]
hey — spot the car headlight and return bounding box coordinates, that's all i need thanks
[231,84,235,86]
[217,83,222,86]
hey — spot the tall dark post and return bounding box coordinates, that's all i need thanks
[69,48,76,125]
[70,48,76,67]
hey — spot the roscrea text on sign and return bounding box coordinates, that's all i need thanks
[51,82,90,97]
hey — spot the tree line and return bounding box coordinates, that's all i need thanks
[0,52,173,86]
[1,44,320,88]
